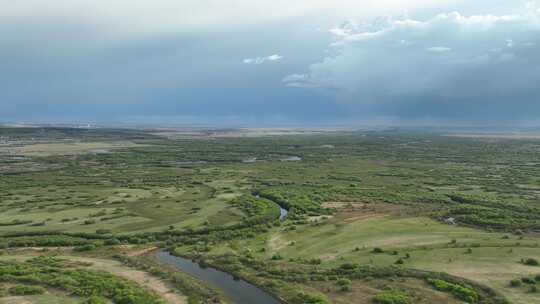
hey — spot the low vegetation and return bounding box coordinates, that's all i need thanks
[372,290,411,304]
[427,279,478,303]
[0,256,164,303]
[1,127,540,303]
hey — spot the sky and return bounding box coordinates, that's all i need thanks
[1,0,539,127]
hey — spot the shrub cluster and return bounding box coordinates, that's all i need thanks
[427,278,478,303]
[0,256,164,304]
[373,290,411,304]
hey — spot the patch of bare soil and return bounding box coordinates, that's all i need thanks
[125,246,159,257]
[268,234,288,252]
[307,215,334,222]
[0,297,35,304]
[323,202,408,222]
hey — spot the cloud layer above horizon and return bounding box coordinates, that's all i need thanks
[284,3,540,123]
[1,0,539,126]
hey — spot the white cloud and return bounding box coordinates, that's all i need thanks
[284,3,540,116]
[282,74,316,87]
[243,54,283,64]
[427,46,452,52]
[0,0,457,35]
[267,54,283,61]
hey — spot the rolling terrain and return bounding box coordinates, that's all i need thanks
[1,127,539,304]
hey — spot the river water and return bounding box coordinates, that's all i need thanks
[154,251,281,304]
[279,207,288,221]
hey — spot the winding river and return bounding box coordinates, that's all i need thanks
[153,204,288,303]
[155,251,281,304]
[279,206,288,221]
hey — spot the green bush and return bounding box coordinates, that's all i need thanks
[84,296,108,304]
[524,258,539,266]
[337,278,352,286]
[0,257,164,304]
[372,247,384,254]
[74,244,96,252]
[372,290,411,304]
[509,279,522,287]
[336,278,352,292]
[291,292,328,304]
[427,278,478,303]
[8,285,45,295]
[105,238,121,245]
[271,254,283,260]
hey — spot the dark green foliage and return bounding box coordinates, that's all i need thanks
[290,292,328,304]
[257,187,332,217]
[336,278,352,292]
[428,278,478,303]
[445,195,540,231]
[0,219,33,226]
[105,238,122,245]
[523,258,539,266]
[509,279,521,287]
[372,290,411,304]
[96,229,112,235]
[231,195,281,223]
[74,244,97,252]
[372,247,384,254]
[271,254,283,260]
[84,296,109,304]
[8,285,45,295]
[0,257,164,303]
[1,235,95,248]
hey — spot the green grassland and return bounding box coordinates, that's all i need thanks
[201,214,539,303]
[1,127,540,303]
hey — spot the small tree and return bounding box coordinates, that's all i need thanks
[372,247,384,254]
[524,258,539,266]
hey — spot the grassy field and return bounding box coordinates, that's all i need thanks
[195,212,540,303]
[1,126,539,304]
